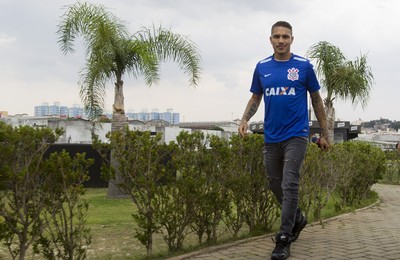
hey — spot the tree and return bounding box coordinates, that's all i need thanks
[307,41,374,143]
[35,151,92,260]
[0,122,59,260]
[57,2,201,197]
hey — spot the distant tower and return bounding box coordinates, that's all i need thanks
[34,102,49,116]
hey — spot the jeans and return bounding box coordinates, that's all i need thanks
[263,136,308,235]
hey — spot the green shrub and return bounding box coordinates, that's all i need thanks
[0,122,92,260]
[92,129,386,257]
[334,141,385,209]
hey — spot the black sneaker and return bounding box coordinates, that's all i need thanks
[271,233,291,260]
[290,214,307,242]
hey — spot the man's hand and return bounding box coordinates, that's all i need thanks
[238,121,248,137]
[318,136,329,151]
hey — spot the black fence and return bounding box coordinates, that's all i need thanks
[45,144,108,188]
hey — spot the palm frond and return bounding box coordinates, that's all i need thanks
[307,41,374,110]
[307,41,346,87]
[136,25,202,87]
[124,38,160,86]
[57,2,129,55]
[79,55,109,120]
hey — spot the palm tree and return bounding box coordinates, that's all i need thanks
[307,41,374,144]
[57,2,201,197]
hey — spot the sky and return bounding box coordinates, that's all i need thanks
[1,0,399,123]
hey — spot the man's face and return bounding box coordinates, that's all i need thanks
[270,26,293,58]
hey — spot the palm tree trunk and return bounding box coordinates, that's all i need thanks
[325,105,335,145]
[107,79,128,198]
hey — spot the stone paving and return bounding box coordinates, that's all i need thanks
[168,184,400,260]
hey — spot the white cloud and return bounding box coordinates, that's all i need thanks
[0,34,16,44]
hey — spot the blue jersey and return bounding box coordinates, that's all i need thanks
[250,54,320,143]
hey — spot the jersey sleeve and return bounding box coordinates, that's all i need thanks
[250,64,264,95]
[306,62,321,93]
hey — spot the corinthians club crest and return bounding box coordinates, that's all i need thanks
[287,67,299,81]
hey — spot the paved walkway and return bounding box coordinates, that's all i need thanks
[168,184,400,260]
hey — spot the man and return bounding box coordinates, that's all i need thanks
[238,21,329,260]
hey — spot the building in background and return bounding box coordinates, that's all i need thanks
[34,102,70,117]
[32,102,180,124]
[126,108,180,125]
[69,104,85,118]
[0,115,237,144]
[34,102,49,117]
[0,111,8,118]
[249,120,362,144]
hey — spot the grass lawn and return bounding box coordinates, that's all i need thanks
[84,188,174,259]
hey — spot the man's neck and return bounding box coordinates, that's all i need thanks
[274,53,292,61]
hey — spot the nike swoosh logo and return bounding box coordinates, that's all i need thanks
[264,73,271,77]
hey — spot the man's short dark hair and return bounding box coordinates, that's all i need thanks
[271,21,292,35]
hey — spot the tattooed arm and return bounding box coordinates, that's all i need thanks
[238,93,262,137]
[310,90,329,150]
